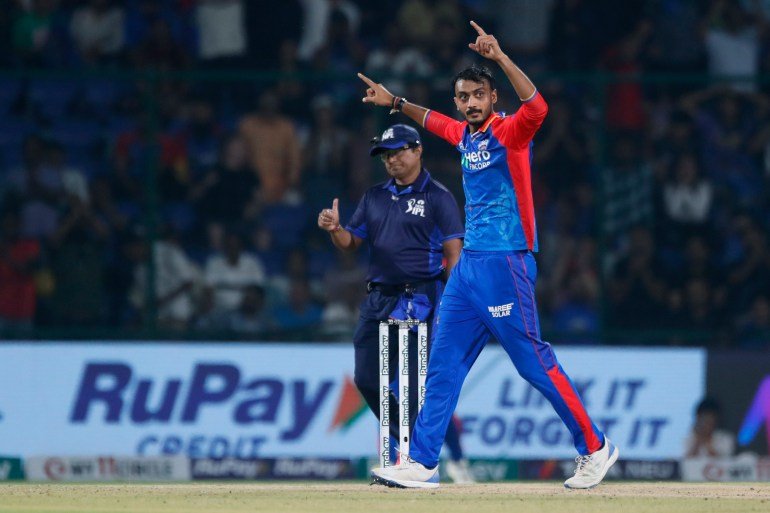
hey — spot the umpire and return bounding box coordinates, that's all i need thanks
[317,124,466,461]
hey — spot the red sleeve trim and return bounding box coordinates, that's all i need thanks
[424,110,464,146]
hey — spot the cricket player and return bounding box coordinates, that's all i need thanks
[359,21,619,489]
[317,123,474,483]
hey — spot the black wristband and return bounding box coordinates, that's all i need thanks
[390,97,406,114]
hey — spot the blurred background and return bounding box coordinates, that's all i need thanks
[0,0,769,483]
[2,0,770,346]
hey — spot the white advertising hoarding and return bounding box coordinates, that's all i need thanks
[459,347,706,459]
[0,343,704,460]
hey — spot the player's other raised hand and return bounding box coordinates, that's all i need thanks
[357,73,396,108]
[468,21,504,62]
[318,198,341,232]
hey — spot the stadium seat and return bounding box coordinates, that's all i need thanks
[28,80,79,120]
[262,204,311,250]
[0,79,22,115]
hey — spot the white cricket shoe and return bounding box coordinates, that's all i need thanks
[371,456,440,489]
[564,438,619,489]
[445,459,476,484]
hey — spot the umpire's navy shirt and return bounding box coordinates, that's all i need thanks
[346,168,464,284]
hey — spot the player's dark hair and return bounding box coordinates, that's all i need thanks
[452,64,496,92]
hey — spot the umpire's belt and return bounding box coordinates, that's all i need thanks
[366,280,434,296]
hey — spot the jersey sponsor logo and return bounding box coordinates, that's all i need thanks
[478,139,489,150]
[462,150,492,171]
[405,198,426,217]
[488,303,513,318]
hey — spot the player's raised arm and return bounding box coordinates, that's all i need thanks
[357,72,433,128]
[468,20,536,102]
[358,72,464,146]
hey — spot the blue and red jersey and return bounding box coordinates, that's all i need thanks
[424,93,548,252]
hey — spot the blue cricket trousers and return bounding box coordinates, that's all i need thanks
[409,250,605,467]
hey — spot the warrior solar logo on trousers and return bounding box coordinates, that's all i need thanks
[488,303,513,318]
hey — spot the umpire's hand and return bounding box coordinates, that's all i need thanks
[318,198,341,232]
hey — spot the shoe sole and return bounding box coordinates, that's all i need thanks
[371,474,440,489]
[564,444,620,490]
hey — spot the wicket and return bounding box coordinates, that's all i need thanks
[378,319,429,467]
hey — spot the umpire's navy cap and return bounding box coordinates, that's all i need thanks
[369,124,421,156]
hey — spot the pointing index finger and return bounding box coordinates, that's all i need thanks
[357,72,377,87]
[470,20,487,36]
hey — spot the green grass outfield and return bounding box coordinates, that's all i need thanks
[1,482,769,513]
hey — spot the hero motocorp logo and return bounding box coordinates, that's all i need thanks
[461,150,492,171]
[738,375,770,450]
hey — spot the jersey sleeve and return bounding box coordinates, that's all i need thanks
[495,92,548,149]
[433,187,465,242]
[424,110,466,146]
[345,192,369,240]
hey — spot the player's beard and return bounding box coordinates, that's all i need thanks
[466,108,486,129]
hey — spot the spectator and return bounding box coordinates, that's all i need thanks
[601,21,651,132]
[483,0,556,71]
[268,248,323,306]
[680,88,767,206]
[47,189,109,326]
[132,18,189,71]
[226,284,269,334]
[194,0,247,66]
[736,296,770,349]
[547,0,602,71]
[365,25,434,95]
[246,0,302,69]
[201,231,266,319]
[312,6,366,76]
[547,236,600,341]
[7,140,87,240]
[114,114,189,203]
[684,397,735,458]
[321,281,360,337]
[238,89,302,204]
[12,0,59,66]
[608,226,668,329]
[128,228,201,330]
[70,0,125,66]
[272,278,323,332]
[661,153,713,237]
[532,90,589,198]
[192,136,259,242]
[302,95,351,201]
[602,134,654,239]
[645,0,706,77]
[0,210,40,331]
[724,215,769,315]
[704,1,761,91]
[182,96,224,174]
[668,278,722,336]
[296,0,360,63]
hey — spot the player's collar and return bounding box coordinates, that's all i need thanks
[472,113,501,135]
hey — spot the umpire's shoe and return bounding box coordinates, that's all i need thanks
[371,456,439,489]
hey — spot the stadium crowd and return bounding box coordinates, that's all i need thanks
[0,0,769,347]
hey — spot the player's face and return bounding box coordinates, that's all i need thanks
[454,79,497,127]
[381,145,422,182]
